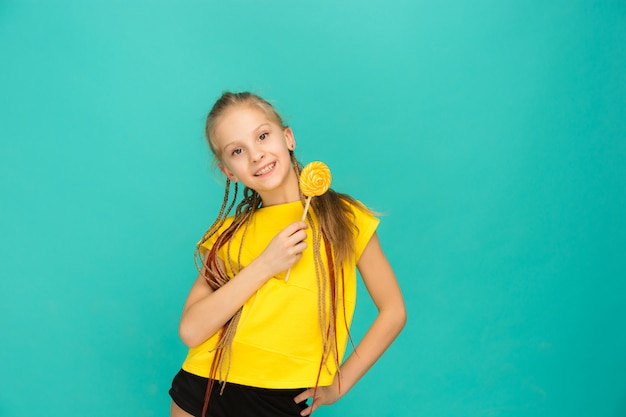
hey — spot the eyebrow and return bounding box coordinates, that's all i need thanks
[221,123,272,153]
[254,123,271,133]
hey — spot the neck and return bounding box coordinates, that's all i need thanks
[258,169,301,207]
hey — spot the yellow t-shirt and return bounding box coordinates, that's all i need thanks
[182,200,379,388]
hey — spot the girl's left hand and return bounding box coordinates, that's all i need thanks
[293,378,342,416]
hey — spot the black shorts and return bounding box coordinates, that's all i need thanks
[169,369,309,417]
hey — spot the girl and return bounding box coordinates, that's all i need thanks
[169,92,406,417]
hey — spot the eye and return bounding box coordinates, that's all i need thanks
[231,148,243,156]
[259,132,268,141]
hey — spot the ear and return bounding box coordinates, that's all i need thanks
[283,127,296,150]
[218,163,238,182]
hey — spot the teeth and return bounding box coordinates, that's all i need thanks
[256,163,275,176]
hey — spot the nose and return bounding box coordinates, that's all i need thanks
[251,146,265,162]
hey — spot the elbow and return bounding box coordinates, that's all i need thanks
[179,315,220,349]
[178,326,195,348]
[377,304,406,339]
[178,321,204,349]
[385,302,407,335]
[395,303,407,333]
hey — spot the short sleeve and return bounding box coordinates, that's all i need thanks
[197,217,234,256]
[352,202,380,261]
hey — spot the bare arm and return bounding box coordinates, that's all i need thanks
[179,221,308,348]
[295,232,406,415]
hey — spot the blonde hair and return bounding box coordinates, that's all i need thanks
[205,92,284,159]
[196,91,372,412]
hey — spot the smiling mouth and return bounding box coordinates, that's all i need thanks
[255,162,276,176]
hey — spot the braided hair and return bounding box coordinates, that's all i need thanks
[196,92,372,414]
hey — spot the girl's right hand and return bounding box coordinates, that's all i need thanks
[255,221,308,279]
[179,221,309,347]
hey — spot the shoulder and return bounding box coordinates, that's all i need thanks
[345,199,375,218]
[340,197,379,227]
[198,215,236,254]
[341,198,380,259]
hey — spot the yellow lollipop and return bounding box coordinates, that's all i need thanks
[299,161,332,197]
[285,161,332,282]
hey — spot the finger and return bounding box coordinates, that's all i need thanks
[284,221,308,236]
[289,228,307,240]
[300,391,325,416]
[293,388,312,404]
[300,399,321,417]
[293,241,307,254]
[294,390,313,416]
[286,230,307,248]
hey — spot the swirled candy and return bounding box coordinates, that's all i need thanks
[299,161,332,196]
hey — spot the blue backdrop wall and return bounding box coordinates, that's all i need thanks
[1,1,625,416]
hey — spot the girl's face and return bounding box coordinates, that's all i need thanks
[213,105,299,206]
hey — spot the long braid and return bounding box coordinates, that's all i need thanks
[293,154,329,358]
[292,152,347,399]
[195,179,238,274]
[200,184,262,415]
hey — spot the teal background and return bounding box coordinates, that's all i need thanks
[1,1,625,416]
